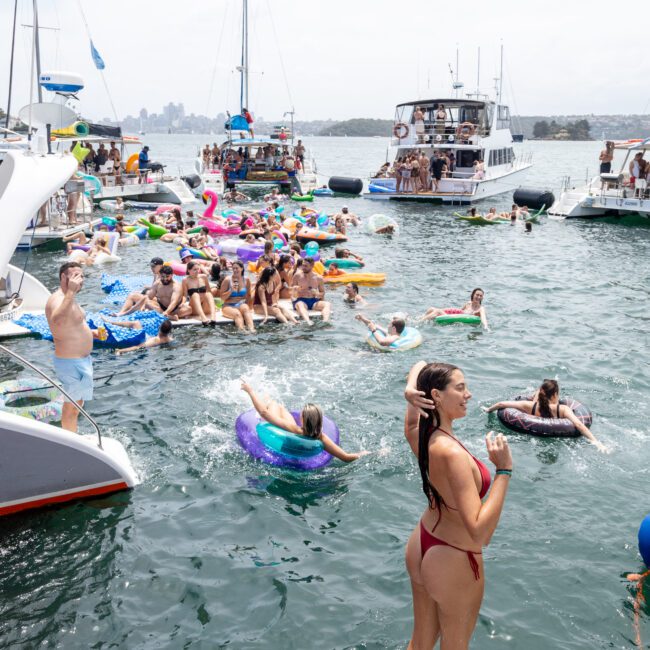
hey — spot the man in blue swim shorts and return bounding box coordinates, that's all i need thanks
[45,262,96,432]
[291,256,331,325]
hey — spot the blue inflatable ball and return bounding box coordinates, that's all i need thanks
[304,241,319,257]
[639,514,650,566]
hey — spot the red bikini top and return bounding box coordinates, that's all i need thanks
[439,428,491,499]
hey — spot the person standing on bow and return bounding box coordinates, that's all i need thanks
[46,263,98,432]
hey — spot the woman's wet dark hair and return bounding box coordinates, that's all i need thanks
[537,379,559,419]
[277,254,291,271]
[160,319,173,336]
[186,260,199,272]
[416,362,461,511]
[470,288,484,301]
[258,265,276,287]
[210,262,221,285]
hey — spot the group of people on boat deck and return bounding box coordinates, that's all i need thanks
[202,140,307,177]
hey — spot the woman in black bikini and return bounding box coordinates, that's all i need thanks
[182,261,216,326]
[403,361,512,649]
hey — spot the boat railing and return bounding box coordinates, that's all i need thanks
[0,344,103,449]
[392,121,490,146]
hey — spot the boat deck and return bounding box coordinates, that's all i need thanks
[18,219,103,249]
[364,190,475,203]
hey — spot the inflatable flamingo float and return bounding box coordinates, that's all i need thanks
[199,189,243,235]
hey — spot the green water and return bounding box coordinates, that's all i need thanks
[1,138,649,649]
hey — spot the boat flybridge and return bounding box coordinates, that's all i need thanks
[365,97,532,203]
[548,138,650,218]
[0,145,137,517]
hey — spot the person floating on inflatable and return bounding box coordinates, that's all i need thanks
[482,379,609,452]
[240,382,366,462]
[356,313,405,347]
[419,288,489,330]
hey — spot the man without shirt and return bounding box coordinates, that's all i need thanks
[291,257,331,324]
[45,263,96,432]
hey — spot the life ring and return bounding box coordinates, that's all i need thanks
[366,326,423,352]
[496,394,592,438]
[235,408,340,470]
[0,377,63,423]
[435,313,481,326]
[457,122,476,138]
[125,153,139,173]
[393,122,409,139]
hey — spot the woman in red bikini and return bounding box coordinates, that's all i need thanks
[403,361,513,649]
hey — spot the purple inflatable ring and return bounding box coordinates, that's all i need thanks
[235,408,340,470]
[497,394,592,438]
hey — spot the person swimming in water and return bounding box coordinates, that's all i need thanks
[343,282,366,305]
[481,379,608,452]
[240,381,367,462]
[116,319,174,355]
[419,288,489,330]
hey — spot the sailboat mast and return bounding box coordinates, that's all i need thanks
[240,0,249,112]
[5,0,18,136]
[498,43,504,103]
[33,0,43,102]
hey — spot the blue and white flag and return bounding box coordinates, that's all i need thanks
[90,40,105,70]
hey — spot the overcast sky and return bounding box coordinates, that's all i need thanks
[1,0,647,123]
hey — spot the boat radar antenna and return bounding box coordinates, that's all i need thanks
[448,48,464,98]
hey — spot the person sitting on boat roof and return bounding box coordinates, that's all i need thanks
[242,108,254,137]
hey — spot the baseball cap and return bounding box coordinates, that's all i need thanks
[150,257,164,266]
[179,248,192,260]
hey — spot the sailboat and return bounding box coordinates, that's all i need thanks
[193,0,318,196]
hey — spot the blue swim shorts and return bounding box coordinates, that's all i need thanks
[292,297,319,310]
[53,355,94,403]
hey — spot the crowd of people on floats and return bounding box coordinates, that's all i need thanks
[50,172,614,650]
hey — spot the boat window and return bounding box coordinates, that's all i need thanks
[497,105,510,129]
[460,106,480,124]
[486,104,494,128]
[456,150,480,168]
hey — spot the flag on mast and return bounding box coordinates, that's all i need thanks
[90,40,105,70]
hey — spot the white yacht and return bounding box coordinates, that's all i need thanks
[365,97,532,203]
[548,138,650,218]
[0,144,137,516]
